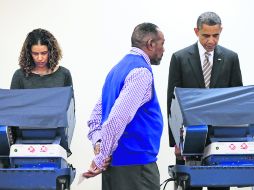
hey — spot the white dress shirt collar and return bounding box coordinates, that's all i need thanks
[197,41,214,64]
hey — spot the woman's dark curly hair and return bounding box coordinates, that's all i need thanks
[19,28,62,76]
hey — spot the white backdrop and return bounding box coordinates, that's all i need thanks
[1,0,254,189]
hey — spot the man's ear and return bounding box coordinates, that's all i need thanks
[146,39,154,50]
[194,27,200,37]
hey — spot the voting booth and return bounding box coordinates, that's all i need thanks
[168,86,254,189]
[0,87,76,190]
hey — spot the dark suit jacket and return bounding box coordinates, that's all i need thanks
[167,43,243,147]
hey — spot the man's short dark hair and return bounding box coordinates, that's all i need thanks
[131,22,159,48]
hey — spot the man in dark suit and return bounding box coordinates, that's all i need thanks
[167,12,243,190]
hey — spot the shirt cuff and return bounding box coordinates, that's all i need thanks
[93,154,104,170]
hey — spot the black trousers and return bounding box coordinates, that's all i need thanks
[176,159,230,190]
[102,162,160,190]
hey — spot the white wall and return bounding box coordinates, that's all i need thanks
[1,0,254,189]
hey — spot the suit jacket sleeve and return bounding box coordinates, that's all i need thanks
[230,53,243,87]
[167,53,182,147]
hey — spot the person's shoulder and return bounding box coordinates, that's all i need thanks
[216,45,238,55]
[13,68,24,77]
[58,66,71,73]
[174,43,196,55]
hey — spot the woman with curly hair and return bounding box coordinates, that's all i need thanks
[10,28,73,89]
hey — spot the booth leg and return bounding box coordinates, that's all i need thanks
[174,179,188,190]
[57,176,70,190]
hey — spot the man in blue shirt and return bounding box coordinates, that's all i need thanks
[84,22,165,190]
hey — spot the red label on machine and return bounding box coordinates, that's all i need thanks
[28,146,35,153]
[229,144,236,150]
[40,145,48,152]
[240,143,248,149]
